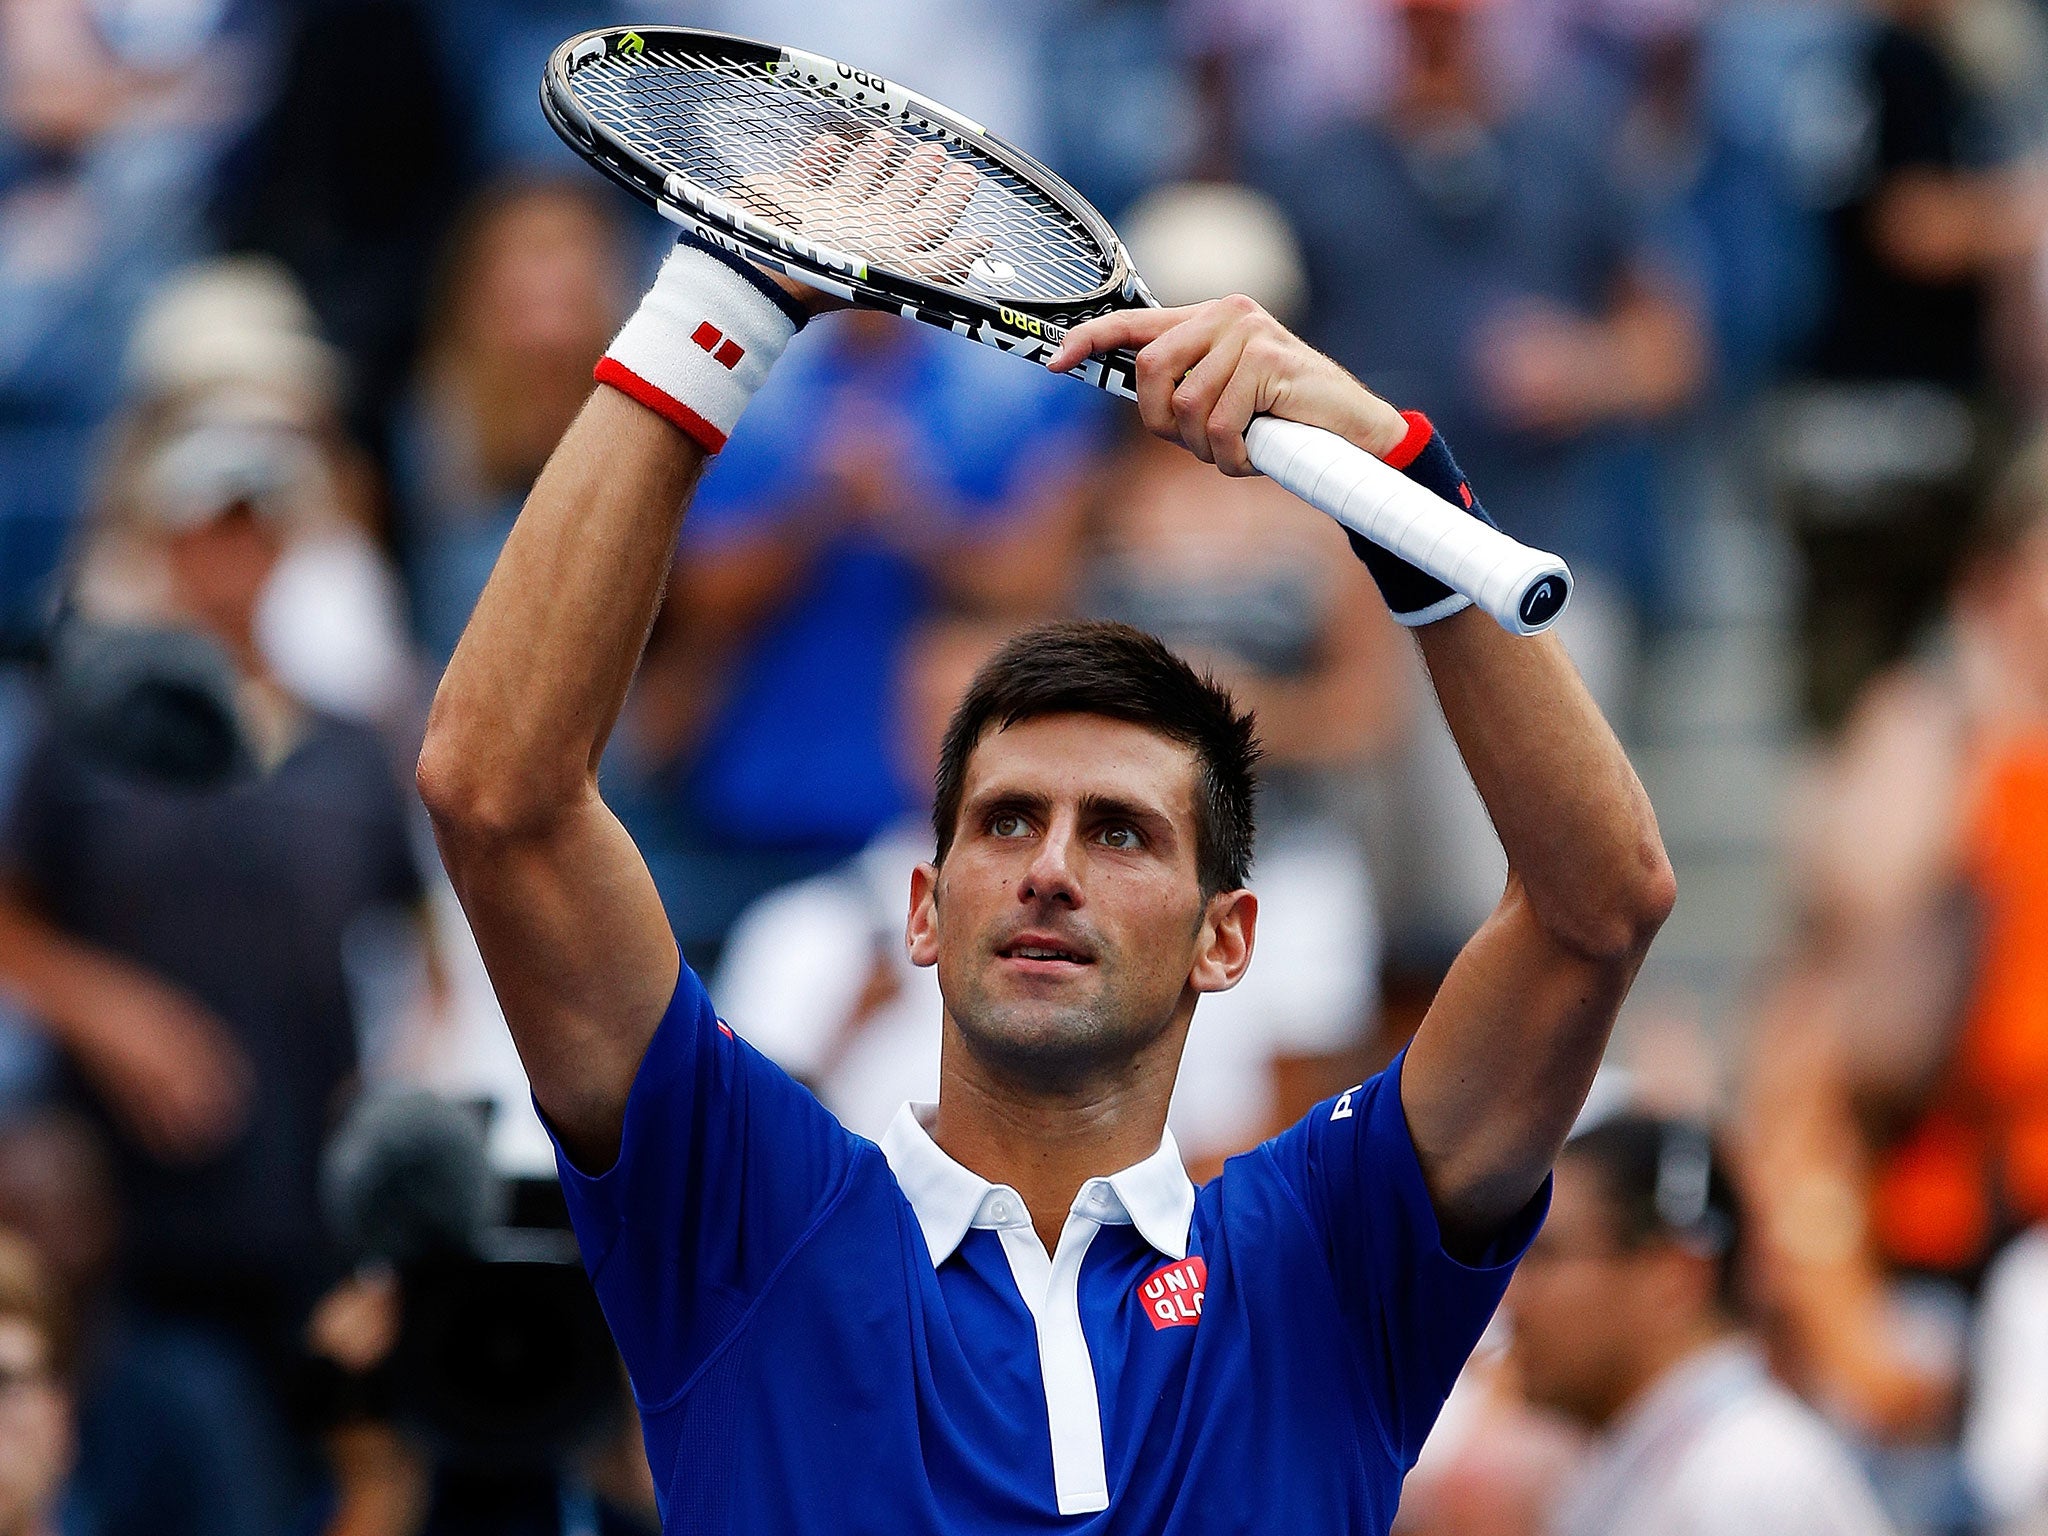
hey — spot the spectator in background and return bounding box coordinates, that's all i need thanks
[212,0,469,457]
[1742,434,2048,1453]
[1965,1222,2048,1530]
[1575,0,1831,405]
[1178,0,1568,184]
[0,1229,79,1536]
[1775,0,2048,728]
[1252,0,1704,971]
[118,258,415,726]
[1510,1114,1896,1536]
[1258,0,1705,702]
[0,0,269,611]
[1034,0,1200,220]
[0,1111,279,1536]
[0,368,430,1527]
[625,313,1105,963]
[393,179,629,663]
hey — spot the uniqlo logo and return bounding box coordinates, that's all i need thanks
[691,320,746,370]
[1139,1256,1207,1330]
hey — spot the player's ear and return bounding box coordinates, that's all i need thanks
[1190,888,1255,994]
[906,861,941,969]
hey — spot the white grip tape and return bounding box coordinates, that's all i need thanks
[1244,417,1572,636]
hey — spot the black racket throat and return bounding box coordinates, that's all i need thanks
[544,25,1149,398]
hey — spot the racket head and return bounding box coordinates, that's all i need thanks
[543,26,1142,332]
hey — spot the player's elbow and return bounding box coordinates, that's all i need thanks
[1530,836,1677,966]
[416,719,584,848]
[1625,844,1679,951]
[1591,839,1677,962]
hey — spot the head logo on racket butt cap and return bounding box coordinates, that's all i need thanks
[1519,576,1567,629]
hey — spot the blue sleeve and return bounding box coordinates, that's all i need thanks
[1263,1048,1547,1466]
[546,961,861,1409]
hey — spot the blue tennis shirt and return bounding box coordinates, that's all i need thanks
[550,962,1546,1533]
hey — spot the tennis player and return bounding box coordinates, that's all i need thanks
[418,165,1675,1530]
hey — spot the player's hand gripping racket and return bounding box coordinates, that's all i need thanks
[542,26,1571,634]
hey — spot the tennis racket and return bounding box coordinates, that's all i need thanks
[542,25,1571,634]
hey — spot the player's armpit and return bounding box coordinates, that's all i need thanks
[1400,883,1648,1253]
[429,790,679,1169]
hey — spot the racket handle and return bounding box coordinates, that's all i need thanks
[1244,417,1571,636]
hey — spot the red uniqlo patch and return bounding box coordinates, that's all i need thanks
[691,321,746,371]
[1138,1256,1207,1330]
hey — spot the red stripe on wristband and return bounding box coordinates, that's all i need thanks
[594,358,730,453]
[1383,409,1435,471]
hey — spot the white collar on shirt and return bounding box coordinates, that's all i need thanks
[879,1099,1201,1515]
[879,1100,1197,1266]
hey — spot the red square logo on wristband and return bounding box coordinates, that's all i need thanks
[691,321,746,371]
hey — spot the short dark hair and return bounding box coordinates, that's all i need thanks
[931,620,1261,894]
[1563,1113,1747,1314]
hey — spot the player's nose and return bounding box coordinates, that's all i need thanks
[1017,819,1084,908]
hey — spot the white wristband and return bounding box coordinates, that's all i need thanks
[595,240,805,453]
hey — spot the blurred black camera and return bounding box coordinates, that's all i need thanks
[323,1090,624,1472]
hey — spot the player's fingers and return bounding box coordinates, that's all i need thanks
[878,143,947,214]
[1130,301,1253,446]
[792,133,851,186]
[836,130,901,200]
[1206,355,1271,476]
[906,162,978,250]
[1210,321,1304,476]
[1169,325,1253,466]
[1048,305,1207,373]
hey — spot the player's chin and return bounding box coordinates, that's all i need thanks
[955,1003,1124,1093]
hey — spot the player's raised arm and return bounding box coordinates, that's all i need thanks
[1054,301,1676,1246]
[416,243,817,1168]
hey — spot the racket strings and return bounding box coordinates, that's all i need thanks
[571,47,1113,303]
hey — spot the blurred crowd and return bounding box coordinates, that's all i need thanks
[1,0,2048,1530]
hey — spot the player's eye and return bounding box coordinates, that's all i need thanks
[1098,824,1140,850]
[988,812,1029,838]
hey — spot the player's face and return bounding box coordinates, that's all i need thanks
[908,713,1253,1093]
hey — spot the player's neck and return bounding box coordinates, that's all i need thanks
[930,1039,1180,1257]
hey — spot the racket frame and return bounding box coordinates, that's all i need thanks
[543,25,1148,398]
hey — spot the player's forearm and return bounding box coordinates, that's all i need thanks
[1416,610,1674,962]
[418,389,708,838]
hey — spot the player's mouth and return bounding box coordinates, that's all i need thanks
[995,933,1096,973]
